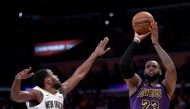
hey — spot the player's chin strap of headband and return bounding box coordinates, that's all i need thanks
[119,38,139,79]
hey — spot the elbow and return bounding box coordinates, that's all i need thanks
[119,60,134,79]
[10,95,18,102]
[74,73,85,81]
[78,74,84,81]
[11,97,23,103]
[167,65,176,73]
[10,94,22,103]
[170,68,176,74]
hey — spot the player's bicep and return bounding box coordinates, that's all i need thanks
[61,76,79,95]
[60,81,69,96]
[12,90,37,102]
[124,73,142,96]
[162,69,177,99]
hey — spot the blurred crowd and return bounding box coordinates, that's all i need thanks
[6,3,190,109]
[1,58,190,109]
[0,84,190,109]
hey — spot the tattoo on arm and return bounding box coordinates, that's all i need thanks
[154,44,175,68]
[154,44,177,99]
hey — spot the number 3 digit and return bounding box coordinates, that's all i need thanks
[152,100,159,109]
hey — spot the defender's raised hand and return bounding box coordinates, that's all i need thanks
[94,37,110,56]
[15,67,34,80]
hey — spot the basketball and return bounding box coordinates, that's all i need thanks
[132,11,154,35]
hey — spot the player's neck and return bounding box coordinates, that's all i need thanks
[146,80,159,86]
[149,80,158,86]
[149,82,158,86]
[44,86,57,94]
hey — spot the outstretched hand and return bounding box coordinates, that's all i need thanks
[94,37,110,56]
[15,67,34,80]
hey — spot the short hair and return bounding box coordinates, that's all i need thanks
[145,60,161,69]
[33,68,49,88]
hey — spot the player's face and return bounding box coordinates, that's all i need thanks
[47,70,61,89]
[144,61,161,82]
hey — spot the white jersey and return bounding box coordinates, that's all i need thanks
[26,86,64,109]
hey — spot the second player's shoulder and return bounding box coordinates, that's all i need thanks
[28,86,44,98]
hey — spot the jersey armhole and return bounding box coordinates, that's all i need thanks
[160,82,170,101]
[130,81,143,98]
[26,88,44,108]
[57,88,65,95]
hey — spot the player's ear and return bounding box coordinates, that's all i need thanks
[143,71,146,76]
[45,77,51,84]
[159,70,162,75]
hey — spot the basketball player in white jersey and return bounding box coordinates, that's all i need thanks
[11,37,110,109]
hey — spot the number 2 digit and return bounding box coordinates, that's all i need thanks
[142,99,159,109]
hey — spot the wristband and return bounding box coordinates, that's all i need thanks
[133,37,140,44]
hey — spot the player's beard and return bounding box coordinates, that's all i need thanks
[52,77,62,89]
[53,82,62,89]
[144,72,160,82]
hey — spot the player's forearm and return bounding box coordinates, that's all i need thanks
[74,52,98,79]
[11,79,22,102]
[119,40,139,79]
[154,44,176,71]
[62,52,98,94]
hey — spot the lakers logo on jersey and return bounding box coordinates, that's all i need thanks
[137,88,162,99]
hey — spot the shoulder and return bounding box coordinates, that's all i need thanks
[28,87,44,99]
[27,87,44,103]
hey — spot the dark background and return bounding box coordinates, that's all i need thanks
[1,0,190,108]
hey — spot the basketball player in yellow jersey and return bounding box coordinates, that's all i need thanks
[11,37,110,109]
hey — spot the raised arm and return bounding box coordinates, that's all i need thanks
[11,67,37,103]
[150,21,177,99]
[61,37,110,95]
[119,32,150,96]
